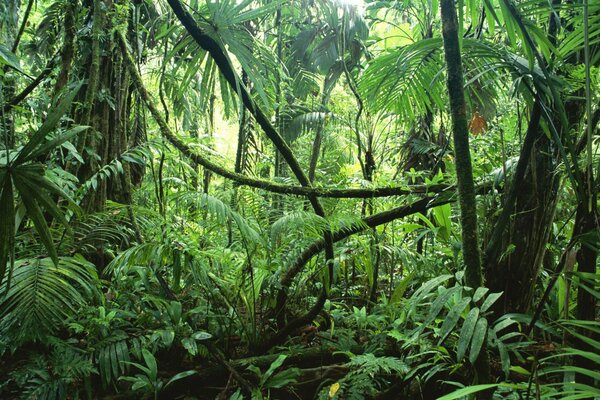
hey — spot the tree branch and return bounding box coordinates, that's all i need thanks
[163,3,337,319]
[263,192,456,354]
[118,32,449,199]
[3,56,58,114]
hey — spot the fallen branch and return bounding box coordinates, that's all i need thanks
[267,182,494,353]
[205,342,254,396]
[162,346,348,398]
[280,194,453,290]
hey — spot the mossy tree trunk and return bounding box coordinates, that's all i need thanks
[440,0,482,289]
[482,2,588,315]
[440,0,490,395]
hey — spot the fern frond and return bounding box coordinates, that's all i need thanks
[270,211,329,244]
[170,191,263,246]
[0,256,100,345]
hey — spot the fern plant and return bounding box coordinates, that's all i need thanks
[319,353,409,400]
[7,338,96,400]
[0,255,100,347]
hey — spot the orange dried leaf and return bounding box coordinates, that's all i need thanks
[469,111,487,135]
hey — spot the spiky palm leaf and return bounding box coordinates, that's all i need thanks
[170,190,263,246]
[159,0,282,121]
[0,83,84,286]
[70,208,135,254]
[359,37,562,121]
[0,256,100,345]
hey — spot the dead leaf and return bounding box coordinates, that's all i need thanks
[469,111,487,135]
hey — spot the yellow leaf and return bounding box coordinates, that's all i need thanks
[329,382,340,398]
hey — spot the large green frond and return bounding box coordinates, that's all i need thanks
[0,256,100,345]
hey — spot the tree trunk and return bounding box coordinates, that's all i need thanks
[440,0,483,289]
[53,0,78,96]
[0,0,20,149]
[72,1,138,213]
[484,90,586,314]
[484,121,560,313]
[482,0,588,315]
[440,0,490,395]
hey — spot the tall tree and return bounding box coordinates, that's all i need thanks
[482,1,591,315]
[440,0,482,290]
[440,0,490,395]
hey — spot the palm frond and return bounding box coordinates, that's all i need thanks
[359,38,446,120]
[95,333,132,386]
[0,256,100,345]
[270,211,329,244]
[360,36,562,124]
[287,111,331,142]
[70,206,136,254]
[105,242,170,278]
[170,191,263,246]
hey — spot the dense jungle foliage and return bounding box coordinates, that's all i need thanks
[0,0,599,399]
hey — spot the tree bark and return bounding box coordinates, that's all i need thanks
[53,0,78,95]
[440,0,483,289]
[441,1,490,395]
[482,0,589,316]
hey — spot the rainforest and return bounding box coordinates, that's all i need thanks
[0,0,598,399]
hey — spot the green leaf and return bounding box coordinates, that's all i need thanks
[27,125,89,161]
[457,307,479,360]
[193,331,213,341]
[122,361,151,377]
[232,0,283,24]
[391,271,415,303]
[480,292,503,313]
[431,203,452,241]
[412,275,453,301]
[165,370,197,387]
[111,343,120,381]
[1,256,99,345]
[18,166,78,205]
[15,82,82,165]
[0,44,22,71]
[182,337,198,356]
[156,329,175,347]
[101,346,111,383]
[493,316,517,333]
[469,318,488,364]
[509,366,530,376]
[421,286,462,328]
[540,366,600,382]
[261,354,287,386]
[131,380,149,391]
[544,348,600,365]
[438,297,471,345]
[437,384,498,400]
[472,287,489,303]
[229,389,244,400]
[13,177,58,265]
[497,341,510,377]
[12,173,70,229]
[141,349,157,381]
[266,368,301,389]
